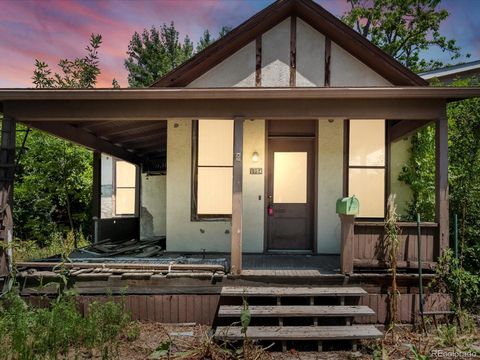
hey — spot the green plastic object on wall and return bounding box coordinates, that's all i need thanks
[336,195,359,215]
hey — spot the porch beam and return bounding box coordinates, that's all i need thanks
[7,98,446,121]
[24,121,141,165]
[231,117,244,275]
[435,111,449,253]
[390,120,432,142]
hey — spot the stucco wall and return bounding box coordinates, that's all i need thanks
[330,43,391,86]
[296,19,325,86]
[317,119,344,253]
[165,119,265,252]
[261,18,291,87]
[140,174,166,239]
[390,137,413,218]
[187,42,256,88]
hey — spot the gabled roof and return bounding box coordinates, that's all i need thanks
[151,0,427,87]
[419,59,480,80]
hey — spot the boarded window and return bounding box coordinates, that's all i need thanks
[115,161,137,216]
[195,120,233,216]
[348,120,385,218]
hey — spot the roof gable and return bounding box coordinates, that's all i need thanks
[151,0,427,87]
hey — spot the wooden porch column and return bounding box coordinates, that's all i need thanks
[435,111,449,253]
[92,151,101,243]
[339,215,355,274]
[231,117,244,275]
[0,115,16,276]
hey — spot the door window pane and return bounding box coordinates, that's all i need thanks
[273,152,307,203]
[197,167,233,214]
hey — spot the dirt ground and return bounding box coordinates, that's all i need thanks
[112,321,480,360]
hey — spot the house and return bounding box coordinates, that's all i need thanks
[1,0,479,344]
[420,59,480,84]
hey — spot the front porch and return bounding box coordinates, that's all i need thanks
[1,87,478,278]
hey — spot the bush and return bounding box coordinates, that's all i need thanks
[0,291,131,359]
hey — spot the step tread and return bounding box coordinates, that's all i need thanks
[218,305,375,317]
[221,286,367,297]
[215,325,383,341]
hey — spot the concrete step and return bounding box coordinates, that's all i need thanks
[218,305,375,318]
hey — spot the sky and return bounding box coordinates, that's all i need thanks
[0,0,479,88]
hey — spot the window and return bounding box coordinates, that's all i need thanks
[193,119,234,218]
[348,120,385,218]
[115,161,137,215]
[100,154,138,218]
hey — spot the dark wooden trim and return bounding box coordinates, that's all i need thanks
[255,36,262,87]
[92,151,101,219]
[390,120,432,142]
[342,119,349,197]
[150,0,426,87]
[263,120,269,254]
[355,221,438,228]
[385,120,391,215]
[435,110,449,253]
[0,115,15,276]
[289,15,297,87]
[313,120,318,254]
[11,98,446,122]
[231,117,244,274]
[324,37,331,87]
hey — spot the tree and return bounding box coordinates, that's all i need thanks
[342,0,465,72]
[125,24,231,87]
[12,34,108,243]
[196,26,232,52]
[124,23,194,87]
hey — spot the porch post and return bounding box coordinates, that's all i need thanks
[0,115,16,276]
[435,111,449,253]
[231,117,244,275]
[339,215,355,274]
[92,151,101,243]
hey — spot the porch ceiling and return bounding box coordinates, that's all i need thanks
[1,87,479,163]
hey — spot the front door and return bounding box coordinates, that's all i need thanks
[267,136,315,251]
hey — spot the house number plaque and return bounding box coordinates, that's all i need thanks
[250,168,263,175]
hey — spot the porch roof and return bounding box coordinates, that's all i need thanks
[0,86,479,164]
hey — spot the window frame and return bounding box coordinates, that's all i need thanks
[191,120,233,221]
[344,119,389,220]
[113,158,140,218]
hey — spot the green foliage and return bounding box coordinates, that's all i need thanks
[431,249,480,312]
[385,195,400,335]
[124,23,231,87]
[124,24,194,87]
[398,125,436,222]
[33,34,102,88]
[14,124,93,244]
[405,344,429,360]
[342,0,466,72]
[0,292,130,359]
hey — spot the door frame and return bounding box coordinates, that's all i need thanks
[263,119,318,254]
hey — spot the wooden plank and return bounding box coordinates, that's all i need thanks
[231,117,244,275]
[215,325,383,341]
[289,15,296,87]
[221,287,367,297]
[9,98,447,122]
[340,215,355,274]
[324,37,331,87]
[435,112,449,253]
[218,305,375,317]
[255,36,262,87]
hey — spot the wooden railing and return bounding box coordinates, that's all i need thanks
[340,216,439,274]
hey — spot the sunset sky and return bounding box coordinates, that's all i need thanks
[1,0,478,88]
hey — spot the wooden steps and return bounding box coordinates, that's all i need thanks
[214,286,382,352]
[218,305,375,317]
[215,325,383,341]
[221,286,367,297]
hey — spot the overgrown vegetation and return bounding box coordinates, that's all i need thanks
[0,291,132,360]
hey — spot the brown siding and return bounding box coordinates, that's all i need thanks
[353,222,438,269]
